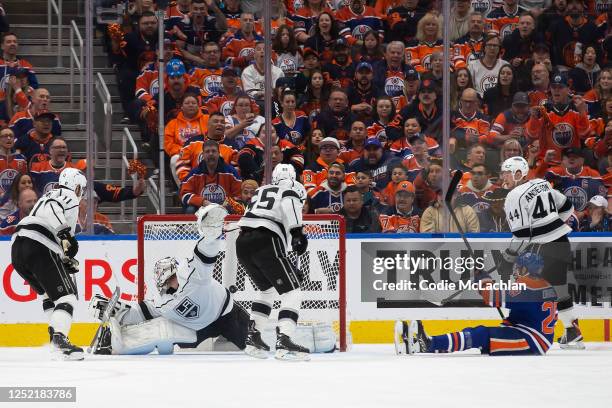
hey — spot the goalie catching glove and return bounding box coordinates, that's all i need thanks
[58,228,79,258]
[89,294,131,322]
[290,227,308,255]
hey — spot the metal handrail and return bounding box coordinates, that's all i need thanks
[121,127,139,223]
[47,0,63,68]
[69,20,84,124]
[94,72,113,180]
[146,175,161,215]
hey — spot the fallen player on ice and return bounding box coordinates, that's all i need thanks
[397,252,558,356]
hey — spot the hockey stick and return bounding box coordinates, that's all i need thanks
[87,286,121,354]
[442,170,504,319]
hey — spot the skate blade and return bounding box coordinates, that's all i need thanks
[244,345,269,359]
[559,341,586,350]
[407,320,418,355]
[52,350,85,361]
[394,320,406,355]
[274,349,310,361]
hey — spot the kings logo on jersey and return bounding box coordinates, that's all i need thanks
[174,297,200,319]
[552,122,574,147]
[385,76,404,97]
[201,183,227,204]
[564,186,588,211]
[0,168,18,195]
[203,75,222,96]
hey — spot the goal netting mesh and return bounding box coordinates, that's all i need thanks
[137,214,347,351]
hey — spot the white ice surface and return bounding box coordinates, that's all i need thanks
[0,344,611,408]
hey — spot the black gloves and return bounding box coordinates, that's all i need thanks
[290,227,308,255]
[58,228,79,259]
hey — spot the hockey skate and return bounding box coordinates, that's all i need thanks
[558,320,586,350]
[244,320,270,359]
[405,320,431,354]
[92,327,112,355]
[49,328,84,361]
[275,328,310,361]
[394,320,409,355]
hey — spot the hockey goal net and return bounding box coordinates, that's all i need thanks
[137,214,348,351]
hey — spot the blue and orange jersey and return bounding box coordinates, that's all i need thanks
[0,152,28,196]
[0,57,38,90]
[307,181,346,213]
[583,88,602,118]
[452,36,484,69]
[526,103,591,159]
[0,208,20,235]
[176,135,237,181]
[302,157,344,192]
[273,111,311,146]
[389,135,439,160]
[371,61,414,102]
[484,109,530,146]
[75,212,115,235]
[164,4,190,31]
[205,92,257,118]
[180,158,242,207]
[135,62,160,103]
[485,6,519,40]
[405,40,444,73]
[14,131,53,165]
[30,160,85,196]
[367,121,388,142]
[528,89,551,107]
[379,206,422,233]
[335,5,384,44]
[9,109,62,140]
[236,137,304,181]
[189,67,224,98]
[545,165,607,212]
[321,59,355,89]
[339,141,365,168]
[221,31,264,69]
[480,275,558,353]
[0,87,31,126]
[457,181,498,218]
[451,110,491,146]
[289,4,335,37]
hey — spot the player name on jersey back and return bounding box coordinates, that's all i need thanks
[505,179,573,243]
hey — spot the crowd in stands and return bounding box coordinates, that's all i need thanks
[0,4,147,235]
[4,0,612,235]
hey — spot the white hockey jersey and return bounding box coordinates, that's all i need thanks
[124,238,231,331]
[11,187,80,256]
[467,58,509,96]
[504,178,573,244]
[237,179,306,250]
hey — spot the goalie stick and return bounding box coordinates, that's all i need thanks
[87,286,121,354]
[442,170,504,319]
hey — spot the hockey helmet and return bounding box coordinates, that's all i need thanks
[514,252,544,279]
[500,156,529,183]
[58,168,87,199]
[153,257,179,295]
[272,164,296,184]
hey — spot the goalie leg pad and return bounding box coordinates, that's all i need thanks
[260,323,336,353]
[111,316,197,355]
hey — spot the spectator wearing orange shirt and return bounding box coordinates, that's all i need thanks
[302,136,342,192]
[164,93,209,186]
[0,128,27,198]
[484,91,531,148]
[379,180,422,233]
[339,120,367,168]
[450,88,491,153]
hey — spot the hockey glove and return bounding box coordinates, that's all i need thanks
[58,229,79,259]
[502,249,518,263]
[63,258,80,274]
[290,227,308,255]
[89,294,130,321]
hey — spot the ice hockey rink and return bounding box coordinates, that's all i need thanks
[0,343,611,408]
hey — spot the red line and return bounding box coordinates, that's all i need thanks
[605,319,610,342]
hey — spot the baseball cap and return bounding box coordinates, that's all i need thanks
[319,137,340,149]
[419,79,436,93]
[166,58,186,77]
[550,72,568,87]
[356,61,373,72]
[221,66,238,77]
[512,92,529,106]
[364,137,383,149]
[334,38,349,50]
[303,48,319,59]
[406,67,420,81]
[562,147,582,157]
[588,195,608,208]
[395,180,415,194]
[15,67,29,78]
[34,111,56,121]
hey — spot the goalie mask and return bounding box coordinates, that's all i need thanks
[272,164,296,184]
[153,257,179,295]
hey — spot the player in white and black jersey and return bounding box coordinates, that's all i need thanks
[500,156,584,349]
[88,204,250,355]
[11,168,86,360]
[236,163,311,360]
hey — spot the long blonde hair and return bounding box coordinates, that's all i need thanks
[416,12,442,43]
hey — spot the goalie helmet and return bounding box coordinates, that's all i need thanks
[153,257,179,295]
[195,203,228,239]
[500,156,529,183]
[58,168,87,199]
[513,252,544,279]
[272,164,296,184]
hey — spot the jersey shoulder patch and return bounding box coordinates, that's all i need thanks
[174,297,200,319]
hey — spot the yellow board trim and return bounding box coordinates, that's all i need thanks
[1,320,610,347]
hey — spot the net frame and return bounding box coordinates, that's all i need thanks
[137,214,347,351]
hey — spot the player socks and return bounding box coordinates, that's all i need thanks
[50,294,77,336]
[251,288,275,329]
[430,327,486,353]
[278,289,302,336]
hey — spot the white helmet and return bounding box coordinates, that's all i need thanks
[58,168,87,199]
[500,156,529,182]
[195,203,228,240]
[272,164,296,184]
[153,257,179,295]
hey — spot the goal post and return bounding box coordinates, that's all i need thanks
[137,214,348,351]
